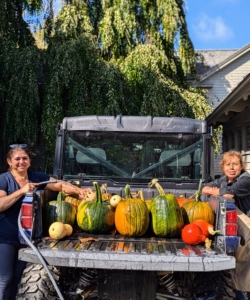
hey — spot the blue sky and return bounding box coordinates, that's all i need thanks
[185,0,250,50]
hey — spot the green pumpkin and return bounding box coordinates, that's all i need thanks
[149,179,184,238]
[43,192,76,233]
[115,185,149,237]
[77,181,115,234]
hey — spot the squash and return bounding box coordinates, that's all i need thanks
[182,180,215,225]
[115,185,149,237]
[63,191,82,209]
[192,219,219,237]
[49,222,67,239]
[138,190,152,212]
[64,224,73,236]
[43,192,76,232]
[181,223,211,248]
[149,179,184,238]
[77,181,115,234]
[110,194,122,208]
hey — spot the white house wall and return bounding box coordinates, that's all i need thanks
[201,50,250,175]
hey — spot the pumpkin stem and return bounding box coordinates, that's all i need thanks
[195,179,203,202]
[138,190,145,201]
[208,226,220,235]
[149,178,165,196]
[205,238,212,249]
[57,191,63,202]
[93,181,102,203]
[125,184,132,199]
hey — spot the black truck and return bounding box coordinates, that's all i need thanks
[18,115,238,300]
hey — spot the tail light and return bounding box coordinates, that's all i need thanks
[18,193,34,244]
[225,203,239,252]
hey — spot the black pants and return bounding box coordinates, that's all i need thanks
[0,243,27,300]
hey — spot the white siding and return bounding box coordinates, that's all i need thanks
[201,50,250,176]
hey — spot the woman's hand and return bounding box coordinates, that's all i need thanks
[202,186,219,196]
[20,182,38,194]
[78,188,93,199]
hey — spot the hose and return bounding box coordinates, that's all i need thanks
[18,210,65,300]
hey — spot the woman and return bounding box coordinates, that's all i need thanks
[0,144,92,300]
[202,150,250,300]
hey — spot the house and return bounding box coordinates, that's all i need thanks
[195,43,250,175]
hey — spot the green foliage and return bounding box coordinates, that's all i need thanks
[0,0,214,173]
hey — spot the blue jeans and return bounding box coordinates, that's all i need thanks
[235,290,250,300]
[0,243,27,300]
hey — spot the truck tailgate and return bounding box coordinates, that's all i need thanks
[18,232,235,272]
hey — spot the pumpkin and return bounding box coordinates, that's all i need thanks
[149,179,184,238]
[115,184,149,237]
[182,180,215,225]
[176,195,194,208]
[77,181,115,233]
[192,219,219,237]
[64,224,73,236]
[181,223,211,248]
[49,222,67,239]
[43,192,76,232]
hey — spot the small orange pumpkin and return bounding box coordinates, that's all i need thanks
[176,195,194,208]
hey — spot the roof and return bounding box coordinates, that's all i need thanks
[198,43,250,81]
[206,73,250,128]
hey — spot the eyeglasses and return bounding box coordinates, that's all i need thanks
[9,144,28,148]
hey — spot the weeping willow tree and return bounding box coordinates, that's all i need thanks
[0,0,213,172]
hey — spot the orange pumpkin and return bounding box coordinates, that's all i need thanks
[176,195,194,208]
[182,180,215,225]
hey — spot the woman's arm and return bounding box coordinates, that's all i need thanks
[45,177,92,199]
[0,182,38,212]
[202,186,234,198]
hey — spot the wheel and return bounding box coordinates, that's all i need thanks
[17,263,61,300]
[193,271,236,300]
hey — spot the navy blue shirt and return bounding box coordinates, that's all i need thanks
[0,170,50,243]
[204,172,250,216]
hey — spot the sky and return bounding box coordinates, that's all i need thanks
[185,0,250,50]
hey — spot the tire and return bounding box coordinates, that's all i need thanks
[17,263,61,300]
[193,270,236,300]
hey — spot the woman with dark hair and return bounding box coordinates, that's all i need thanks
[0,144,92,300]
[202,150,250,300]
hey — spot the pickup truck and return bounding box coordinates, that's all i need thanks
[18,115,238,300]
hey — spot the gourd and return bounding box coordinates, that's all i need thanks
[192,219,219,237]
[64,192,82,209]
[115,185,149,237]
[149,179,184,238]
[110,194,122,208]
[43,192,76,232]
[64,224,73,236]
[77,181,115,233]
[182,180,215,225]
[181,223,211,248]
[49,222,67,240]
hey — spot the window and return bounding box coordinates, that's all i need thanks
[238,128,242,150]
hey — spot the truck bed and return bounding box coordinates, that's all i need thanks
[18,232,235,272]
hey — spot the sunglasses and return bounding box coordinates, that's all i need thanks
[9,144,28,149]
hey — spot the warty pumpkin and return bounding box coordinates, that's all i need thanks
[115,185,149,237]
[149,179,184,238]
[77,181,115,234]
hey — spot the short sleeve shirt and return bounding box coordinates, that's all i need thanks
[204,172,250,216]
[0,170,50,243]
